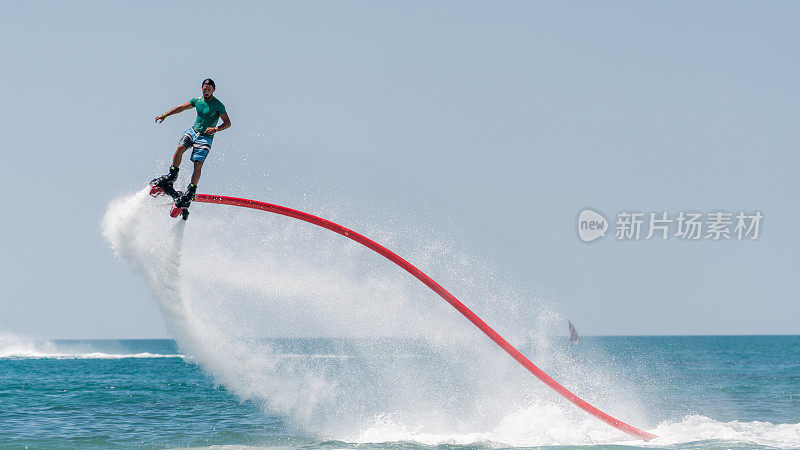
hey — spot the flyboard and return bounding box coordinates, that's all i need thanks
[154,191,658,442]
[149,184,190,220]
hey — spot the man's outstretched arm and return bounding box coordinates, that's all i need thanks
[155,102,193,123]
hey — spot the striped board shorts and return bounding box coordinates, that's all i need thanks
[179,128,213,163]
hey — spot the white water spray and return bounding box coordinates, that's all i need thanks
[102,189,665,445]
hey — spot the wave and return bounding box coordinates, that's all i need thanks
[0,335,406,361]
[0,334,182,359]
[649,415,800,449]
[0,351,183,360]
[179,413,800,449]
[349,412,800,448]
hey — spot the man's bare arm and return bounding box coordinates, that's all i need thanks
[206,112,231,135]
[155,102,194,123]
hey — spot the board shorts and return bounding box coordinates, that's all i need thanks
[179,128,213,163]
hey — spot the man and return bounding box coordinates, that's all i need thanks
[152,78,231,208]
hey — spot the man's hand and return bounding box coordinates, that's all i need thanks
[205,127,219,135]
[155,114,166,123]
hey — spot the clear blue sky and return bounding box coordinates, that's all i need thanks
[1,1,798,338]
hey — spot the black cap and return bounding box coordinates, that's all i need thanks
[202,78,216,88]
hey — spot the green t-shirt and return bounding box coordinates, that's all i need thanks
[190,96,226,137]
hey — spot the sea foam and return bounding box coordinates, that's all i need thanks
[0,334,181,359]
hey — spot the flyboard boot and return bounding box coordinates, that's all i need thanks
[170,183,196,220]
[149,165,180,199]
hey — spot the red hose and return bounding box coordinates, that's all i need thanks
[194,193,657,441]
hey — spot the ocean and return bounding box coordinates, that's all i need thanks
[5,189,799,449]
[1,336,798,449]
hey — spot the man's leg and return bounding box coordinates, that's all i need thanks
[172,145,189,167]
[190,160,203,185]
[175,159,203,208]
[175,143,208,207]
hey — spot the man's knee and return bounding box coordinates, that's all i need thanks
[176,145,188,152]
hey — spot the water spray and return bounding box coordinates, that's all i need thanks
[191,193,656,442]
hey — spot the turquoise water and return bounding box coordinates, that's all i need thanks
[1,336,798,449]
